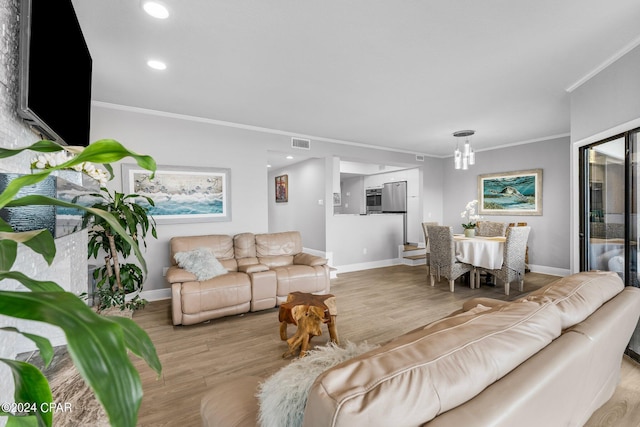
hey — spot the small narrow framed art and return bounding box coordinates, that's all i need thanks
[122,164,231,223]
[477,169,542,216]
[275,174,288,203]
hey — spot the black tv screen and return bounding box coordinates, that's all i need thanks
[18,0,92,147]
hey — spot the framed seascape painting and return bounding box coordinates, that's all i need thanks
[477,169,542,216]
[275,174,288,203]
[122,164,231,223]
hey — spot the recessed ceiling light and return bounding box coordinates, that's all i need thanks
[267,164,272,168]
[143,1,169,19]
[147,59,167,70]
[286,155,294,160]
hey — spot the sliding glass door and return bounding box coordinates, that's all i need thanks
[580,128,640,360]
[581,136,626,279]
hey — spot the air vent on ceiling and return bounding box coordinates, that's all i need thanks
[415,155,425,162]
[291,137,311,150]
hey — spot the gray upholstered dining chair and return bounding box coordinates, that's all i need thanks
[426,225,474,292]
[421,221,438,276]
[478,226,531,295]
[476,220,508,237]
[475,221,508,285]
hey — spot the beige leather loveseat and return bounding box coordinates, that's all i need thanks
[167,231,330,325]
[201,271,640,426]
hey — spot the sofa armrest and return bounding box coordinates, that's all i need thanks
[238,263,270,274]
[293,253,327,266]
[166,265,196,284]
[171,283,184,325]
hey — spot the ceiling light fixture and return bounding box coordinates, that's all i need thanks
[147,59,167,70]
[453,130,476,170]
[143,1,169,19]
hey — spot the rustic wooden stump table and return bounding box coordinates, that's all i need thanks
[278,292,339,358]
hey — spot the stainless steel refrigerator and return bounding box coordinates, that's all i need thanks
[382,181,408,243]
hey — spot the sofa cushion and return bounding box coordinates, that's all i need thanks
[520,270,623,329]
[180,272,251,314]
[256,231,302,257]
[170,234,235,263]
[303,299,563,427]
[234,232,256,259]
[273,265,328,296]
[294,253,328,267]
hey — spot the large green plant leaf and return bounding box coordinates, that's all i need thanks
[0,358,52,426]
[0,230,56,266]
[0,290,160,427]
[5,414,39,427]
[0,327,54,369]
[105,316,162,376]
[0,239,17,271]
[6,195,148,276]
[0,271,64,292]
[0,140,64,159]
[0,139,156,209]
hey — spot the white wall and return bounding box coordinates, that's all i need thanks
[442,136,571,275]
[336,175,364,215]
[570,45,640,144]
[90,104,427,292]
[268,157,326,250]
[328,214,404,269]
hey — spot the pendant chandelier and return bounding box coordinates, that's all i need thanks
[453,130,476,170]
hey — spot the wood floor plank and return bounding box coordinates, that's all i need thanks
[130,265,640,427]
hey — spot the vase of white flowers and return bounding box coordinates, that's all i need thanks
[461,199,481,237]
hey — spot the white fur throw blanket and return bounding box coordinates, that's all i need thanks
[257,341,379,427]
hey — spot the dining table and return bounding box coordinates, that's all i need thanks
[454,234,506,288]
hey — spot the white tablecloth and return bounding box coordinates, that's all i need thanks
[455,235,505,269]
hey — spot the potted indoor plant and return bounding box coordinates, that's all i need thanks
[0,139,161,427]
[85,188,157,312]
[461,199,481,237]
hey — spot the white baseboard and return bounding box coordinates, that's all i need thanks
[140,287,171,301]
[335,258,402,274]
[528,264,570,277]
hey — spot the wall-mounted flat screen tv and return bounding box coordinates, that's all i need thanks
[18,0,92,147]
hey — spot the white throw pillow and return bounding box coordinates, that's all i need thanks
[173,247,228,281]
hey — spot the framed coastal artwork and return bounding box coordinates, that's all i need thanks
[477,169,542,216]
[275,174,288,203]
[122,164,231,223]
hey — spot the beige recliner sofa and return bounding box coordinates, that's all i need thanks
[200,271,640,426]
[167,231,330,325]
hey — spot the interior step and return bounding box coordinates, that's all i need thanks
[399,243,427,266]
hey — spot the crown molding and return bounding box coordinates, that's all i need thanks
[566,34,640,93]
[92,101,435,159]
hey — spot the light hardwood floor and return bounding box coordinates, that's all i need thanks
[130,265,640,426]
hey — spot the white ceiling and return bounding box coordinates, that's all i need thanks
[72,0,640,159]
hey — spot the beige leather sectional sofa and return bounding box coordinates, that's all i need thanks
[200,271,640,426]
[167,231,330,325]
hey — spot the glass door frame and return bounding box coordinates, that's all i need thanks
[579,127,640,286]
